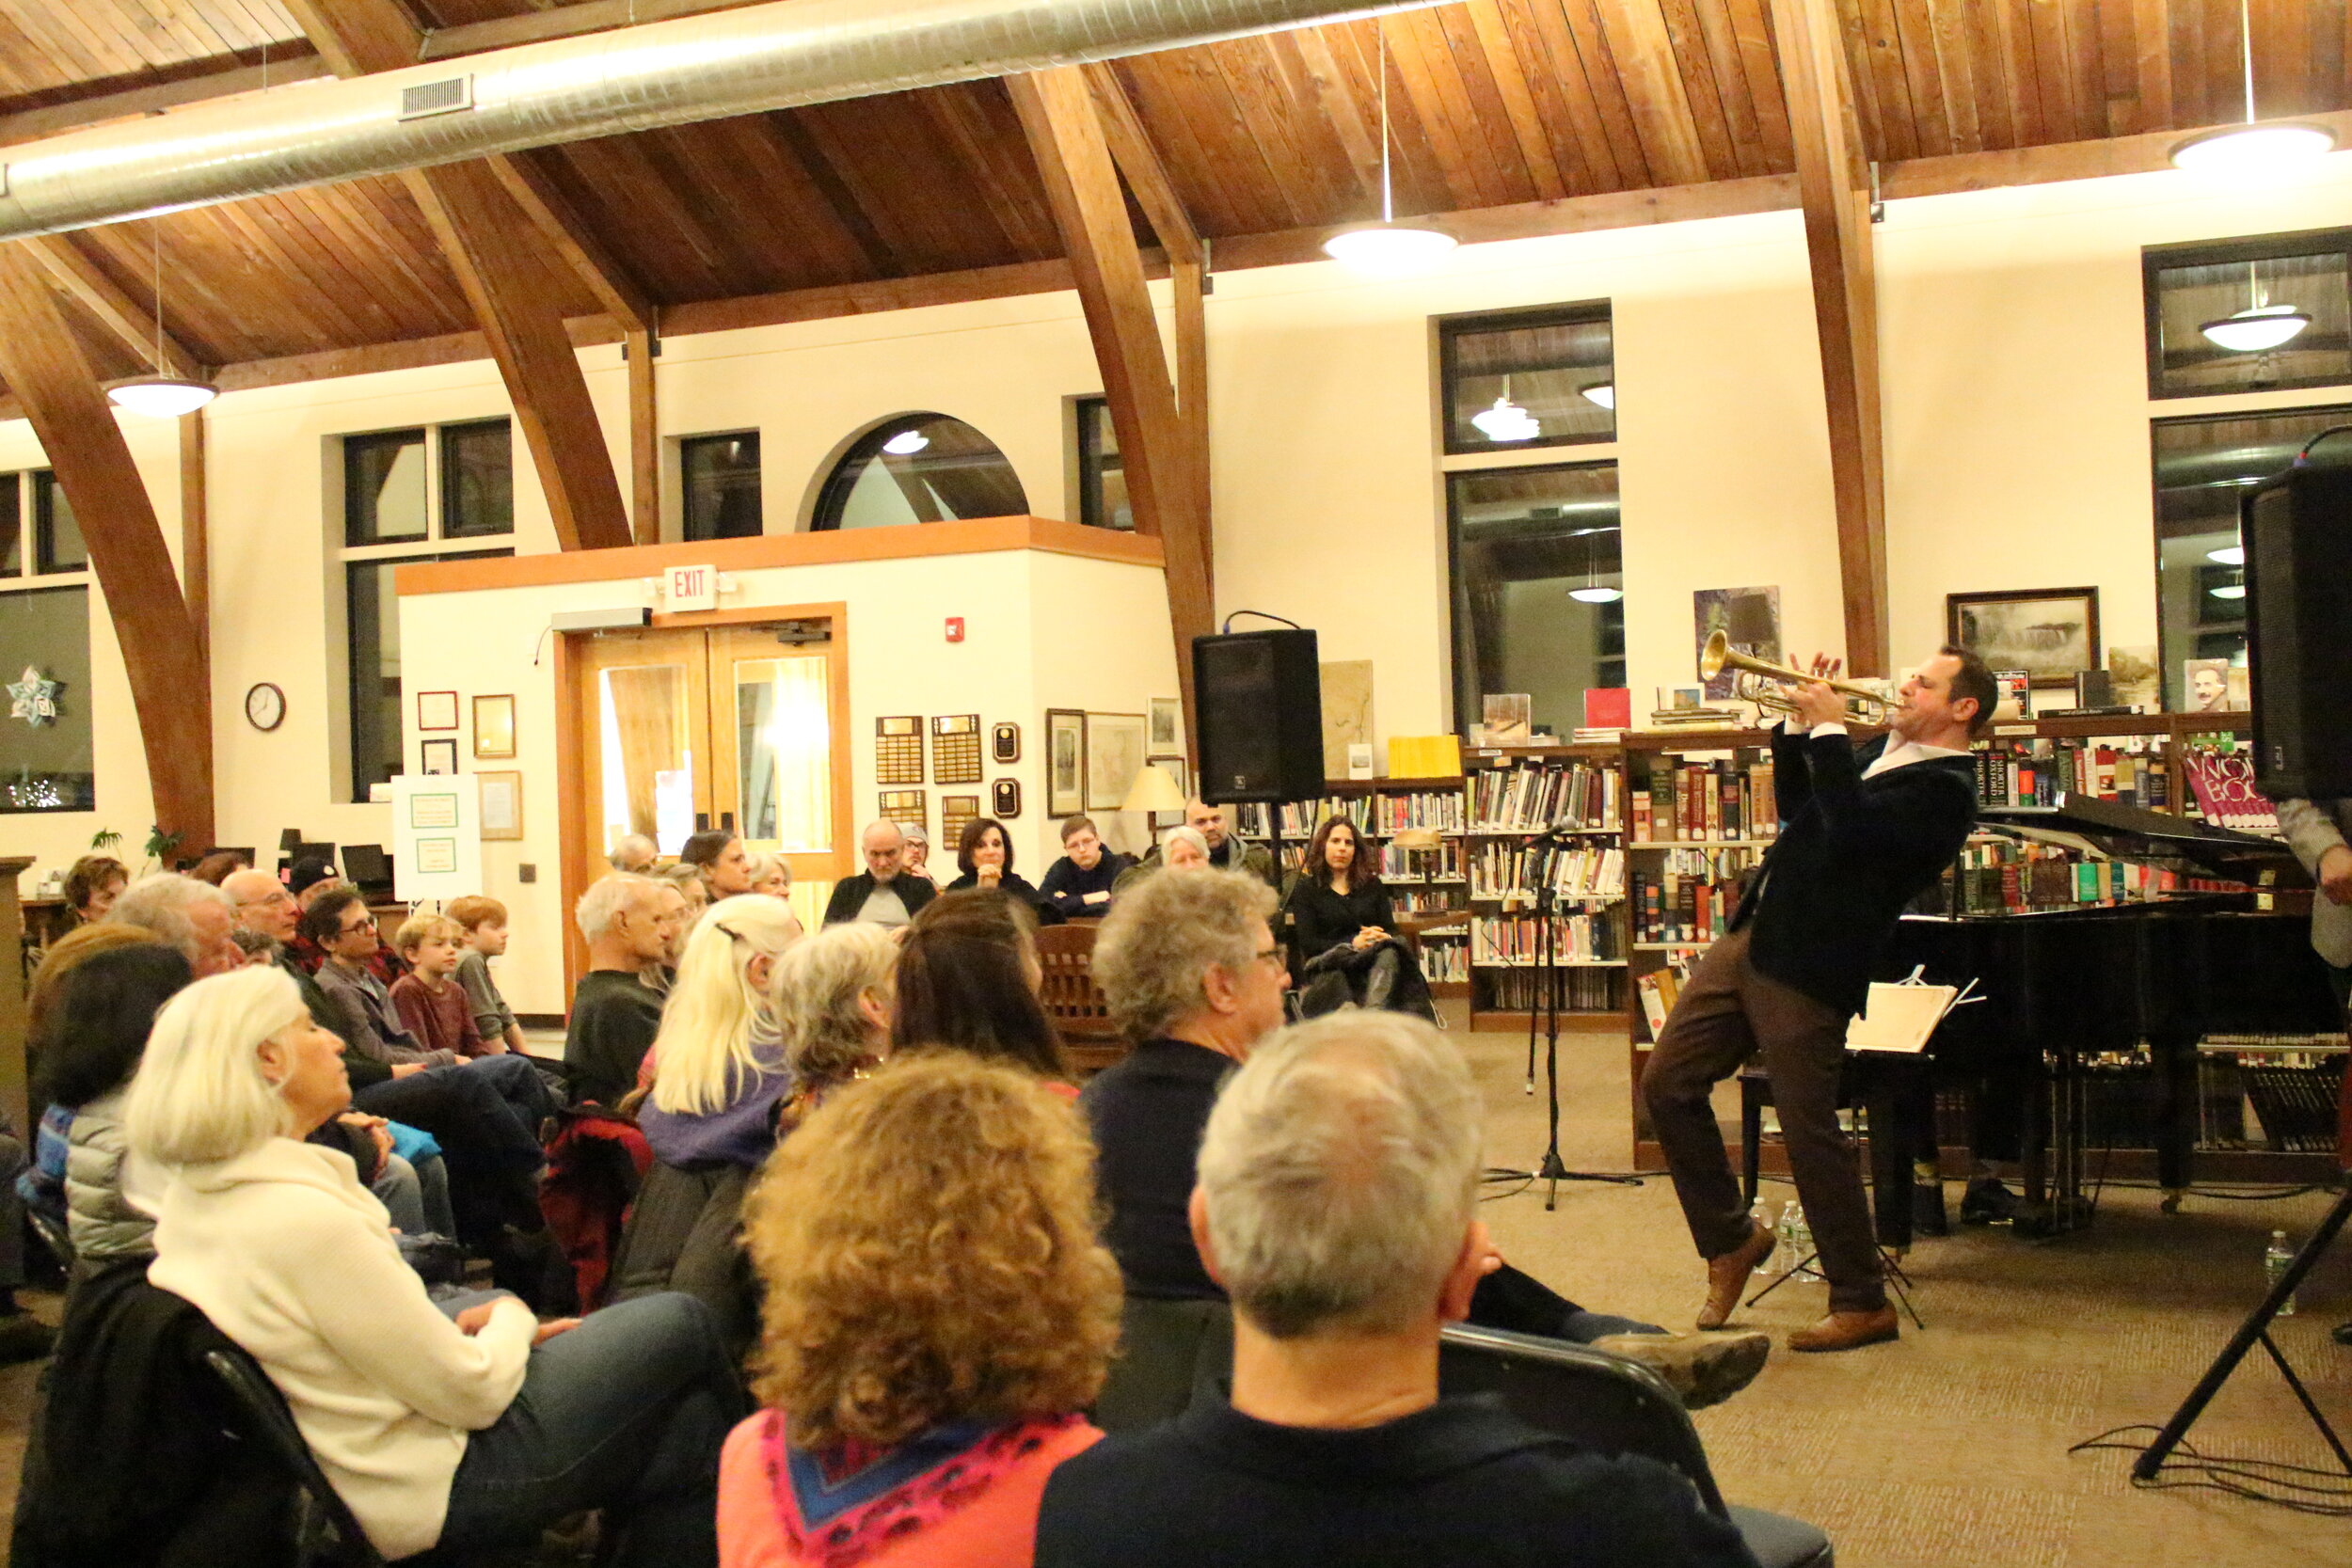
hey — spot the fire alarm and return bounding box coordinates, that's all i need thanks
[945,617,965,642]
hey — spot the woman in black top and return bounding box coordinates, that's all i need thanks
[943,816,1066,926]
[1289,817,1394,960]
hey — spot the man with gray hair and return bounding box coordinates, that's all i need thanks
[564,874,686,1107]
[1040,1012,1756,1568]
[819,819,938,927]
[608,832,660,874]
[1083,869,1764,1424]
[107,872,243,978]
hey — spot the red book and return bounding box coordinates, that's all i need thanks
[1583,688,1631,729]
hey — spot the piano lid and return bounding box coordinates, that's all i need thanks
[1977,794,2311,885]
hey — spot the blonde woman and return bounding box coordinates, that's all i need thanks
[721,1053,1120,1567]
[746,852,793,901]
[126,967,742,1566]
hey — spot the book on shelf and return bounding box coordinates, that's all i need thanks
[1635,966,1684,1037]
[1629,847,1759,942]
[1388,735,1463,779]
[1470,840,1624,904]
[1467,758,1620,832]
[1582,687,1631,729]
[1974,735,2170,813]
[1629,756,1778,843]
[1471,911,1621,965]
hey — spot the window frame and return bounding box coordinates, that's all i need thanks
[1443,457,1625,737]
[810,413,1028,532]
[2141,228,2352,402]
[1072,396,1132,531]
[0,473,96,814]
[1437,300,1616,458]
[678,429,765,543]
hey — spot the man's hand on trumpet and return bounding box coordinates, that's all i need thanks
[1790,651,1847,729]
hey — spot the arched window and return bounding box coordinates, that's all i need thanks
[810,413,1028,531]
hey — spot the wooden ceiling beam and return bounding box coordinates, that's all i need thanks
[487,150,657,335]
[0,245,213,851]
[19,232,207,382]
[1010,66,1212,762]
[1770,0,1885,676]
[1083,64,1202,266]
[0,53,334,147]
[420,0,770,58]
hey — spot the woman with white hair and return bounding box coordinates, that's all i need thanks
[131,966,743,1566]
[610,894,803,1348]
[1160,825,1213,871]
[771,921,898,1118]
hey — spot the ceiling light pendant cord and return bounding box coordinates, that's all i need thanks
[151,226,165,375]
[2240,0,2255,125]
[1378,26,1393,225]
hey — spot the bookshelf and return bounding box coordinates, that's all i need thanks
[1458,746,1627,1033]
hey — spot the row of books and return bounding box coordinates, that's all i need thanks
[1629,847,1760,945]
[1420,942,1470,983]
[1629,758,1779,844]
[1467,761,1621,832]
[1942,843,2177,913]
[1470,913,1623,966]
[1237,788,1472,842]
[1393,888,1466,916]
[1974,737,2171,811]
[1468,842,1625,904]
[1635,962,1693,1039]
[1379,841,1468,882]
[1481,967,1622,1013]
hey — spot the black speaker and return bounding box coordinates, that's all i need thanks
[2244,432,2352,799]
[1194,628,1323,803]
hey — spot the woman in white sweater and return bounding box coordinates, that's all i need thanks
[128,966,743,1565]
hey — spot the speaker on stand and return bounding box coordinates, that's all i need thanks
[1193,621,1323,950]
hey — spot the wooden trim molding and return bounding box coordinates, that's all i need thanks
[397,515,1163,595]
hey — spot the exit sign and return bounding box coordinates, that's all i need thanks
[665,562,718,611]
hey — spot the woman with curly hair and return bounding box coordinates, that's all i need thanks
[722,1053,1120,1567]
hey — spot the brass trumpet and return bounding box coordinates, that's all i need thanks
[1698,630,1892,720]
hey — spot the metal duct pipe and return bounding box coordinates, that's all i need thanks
[0,0,1439,242]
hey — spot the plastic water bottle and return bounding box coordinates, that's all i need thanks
[1773,1201,1804,1275]
[2265,1230,2297,1316]
[1749,1202,1777,1275]
[1788,1203,1817,1280]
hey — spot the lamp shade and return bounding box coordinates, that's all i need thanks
[1120,762,1187,815]
[1568,585,1624,604]
[1322,222,1457,277]
[1470,395,1540,442]
[104,375,215,418]
[2199,304,2312,353]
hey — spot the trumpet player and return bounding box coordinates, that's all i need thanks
[1641,646,1994,1352]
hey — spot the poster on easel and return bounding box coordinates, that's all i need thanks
[391,772,483,903]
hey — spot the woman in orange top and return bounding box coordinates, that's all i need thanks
[720,1053,1120,1567]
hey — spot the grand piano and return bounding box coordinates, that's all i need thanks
[1873,795,2344,1237]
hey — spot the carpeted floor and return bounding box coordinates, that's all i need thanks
[1464,1014,2352,1568]
[3,1017,2344,1566]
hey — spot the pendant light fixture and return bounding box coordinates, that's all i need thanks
[2206,544,2246,565]
[2199,259,2311,352]
[1470,374,1540,442]
[1581,382,1615,410]
[881,428,930,455]
[104,225,215,419]
[1323,24,1455,277]
[2170,0,2336,173]
[1567,531,1622,604]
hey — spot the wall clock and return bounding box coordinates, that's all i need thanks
[245,682,286,732]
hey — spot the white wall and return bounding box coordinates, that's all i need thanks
[9,149,2352,961]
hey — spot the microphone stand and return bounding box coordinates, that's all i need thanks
[1485,825,1643,1209]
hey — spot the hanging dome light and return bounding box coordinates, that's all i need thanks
[1470,375,1540,442]
[1581,382,1615,410]
[881,428,930,455]
[104,375,215,419]
[2200,303,2312,352]
[2209,581,2248,600]
[1323,25,1456,278]
[1568,584,1624,604]
[2169,3,2339,173]
[2206,544,2246,565]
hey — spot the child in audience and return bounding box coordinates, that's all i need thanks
[389,913,493,1058]
[447,895,528,1056]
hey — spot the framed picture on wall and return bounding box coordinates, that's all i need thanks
[479,770,523,840]
[421,738,458,775]
[472,694,516,759]
[1085,713,1146,813]
[1148,697,1184,753]
[1947,587,2101,689]
[1046,709,1086,817]
[416,690,459,732]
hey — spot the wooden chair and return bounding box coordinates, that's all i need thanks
[1035,922,1131,1078]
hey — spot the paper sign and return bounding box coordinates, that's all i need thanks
[409,792,459,830]
[414,837,457,875]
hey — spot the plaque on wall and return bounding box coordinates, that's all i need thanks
[941,794,981,850]
[932,714,983,784]
[992,779,1021,818]
[876,716,925,784]
[879,788,927,827]
[992,721,1021,764]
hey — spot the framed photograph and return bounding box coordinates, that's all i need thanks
[1147,697,1184,753]
[479,770,523,841]
[1693,586,1783,701]
[416,689,459,732]
[472,694,516,759]
[1046,709,1086,817]
[420,737,458,775]
[1947,588,2100,689]
[1086,712,1147,813]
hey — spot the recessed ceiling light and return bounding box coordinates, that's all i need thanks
[881,429,929,455]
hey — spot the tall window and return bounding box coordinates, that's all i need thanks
[681,432,763,541]
[1447,463,1623,739]
[812,413,1027,531]
[2150,404,2350,711]
[0,470,96,812]
[2144,230,2352,400]
[1073,397,1131,531]
[1438,303,1615,456]
[338,421,514,801]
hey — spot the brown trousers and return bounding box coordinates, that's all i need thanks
[1640,927,1886,1314]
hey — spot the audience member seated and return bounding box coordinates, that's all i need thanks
[62,853,128,927]
[228,927,277,966]
[1040,814,1131,921]
[612,896,804,1349]
[893,889,1070,1086]
[450,895,530,1056]
[1115,800,1277,893]
[130,966,746,1566]
[306,890,455,1069]
[391,912,497,1058]
[771,923,898,1117]
[106,872,244,978]
[1085,870,1766,1418]
[662,861,714,926]
[188,849,250,885]
[1289,816,1440,1020]
[944,816,1065,926]
[683,829,758,904]
[610,832,660,874]
[283,860,412,985]
[1036,1011,1759,1568]
[723,1053,1118,1568]
[1159,826,1213,872]
[565,874,688,1107]
[746,853,793,901]
[822,820,938,927]
[898,821,939,885]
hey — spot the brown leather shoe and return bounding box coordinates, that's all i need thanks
[1696,1223,1776,1330]
[1788,1306,1899,1353]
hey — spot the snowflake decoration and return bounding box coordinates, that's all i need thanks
[8,666,60,726]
